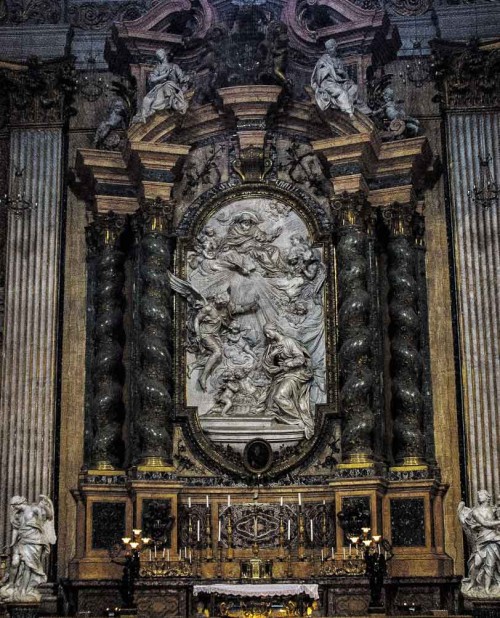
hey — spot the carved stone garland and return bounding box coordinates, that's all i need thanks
[136,199,175,468]
[385,204,426,466]
[333,193,375,465]
[87,213,126,470]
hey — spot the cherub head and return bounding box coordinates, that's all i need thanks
[10,496,27,512]
[325,38,338,57]
[478,489,492,505]
[382,87,395,103]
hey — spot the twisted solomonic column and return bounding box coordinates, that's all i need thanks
[333,192,375,466]
[87,212,126,470]
[136,198,175,468]
[384,203,426,466]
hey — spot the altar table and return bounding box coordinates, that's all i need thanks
[193,583,319,599]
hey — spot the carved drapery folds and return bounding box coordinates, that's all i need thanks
[87,212,126,470]
[136,198,175,468]
[384,203,425,466]
[333,192,375,465]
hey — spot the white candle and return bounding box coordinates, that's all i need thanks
[280,496,283,507]
[323,499,326,506]
[185,546,188,558]
[331,547,334,560]
[343,548,346,560]
[227,494,231,507]
[321,549,324,562]
[254,517,258,538]
[179,550,182,561]
[298,493,302,506]
[188,497,191,509]
[206,495,209,508]
[167,549,170,562]
[349,543,352,557]
[163,547,165,558]
[149,549,152,561]
[154,545,157,558]
[197,520,200,542]
[310,519,314,542]
[218,520,221,542]
[189,549,192,564]
[287,519,291,540]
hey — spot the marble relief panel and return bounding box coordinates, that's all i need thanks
[171,197,326,451]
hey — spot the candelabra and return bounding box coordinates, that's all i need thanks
[468,153,499,209]
[349,528,391,612]
[1,167,37,218]
[120,530,151,611]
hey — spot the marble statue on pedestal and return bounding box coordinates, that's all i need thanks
[458,489,500,598]
[0,495,56,603]
[132,48,190,124]
[311,38,371,117]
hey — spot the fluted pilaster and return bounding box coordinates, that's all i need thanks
[0,129,63,546]
[385,203,426,466]
[87,212,126,470]
[136,198,174,468]
[333,192,375,465]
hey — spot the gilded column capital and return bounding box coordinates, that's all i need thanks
[86,211,126,254]
[381,202,416,238]
[138,196,175,236]
[331,191,372,230]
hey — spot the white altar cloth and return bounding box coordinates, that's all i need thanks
[193,583,319,600]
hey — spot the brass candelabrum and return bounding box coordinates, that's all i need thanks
[121,529,151,608]
[349,527,390,612]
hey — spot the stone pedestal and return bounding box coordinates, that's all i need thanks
[472,600,500,618]
[5,602,40,618]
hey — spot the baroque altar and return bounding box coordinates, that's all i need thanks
[65,0,461,616]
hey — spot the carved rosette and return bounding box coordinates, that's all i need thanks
[384,203,425,466]
[87,212,126,470]
[136,198,175,467]
[333,192,375,465]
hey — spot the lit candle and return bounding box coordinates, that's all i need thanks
[206,495,209,508]
[310,519,314,542]
[218,520,221,542]
[287,519,291,541]
[197,520,200,542]
[227,494,231,507]
[298,493,302,506]
[188,497,192,509]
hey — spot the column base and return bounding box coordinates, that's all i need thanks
[337,453,375,468]
[391,456,428,471]
[91,460,118,471]
[137,456,175,472]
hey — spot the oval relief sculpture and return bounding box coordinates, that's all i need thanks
[172,196,326,455]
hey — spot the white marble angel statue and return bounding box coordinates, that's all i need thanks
[0,495,56,602]
[458,489,500,598]
[132,48,190,124]
[311,38,371,117]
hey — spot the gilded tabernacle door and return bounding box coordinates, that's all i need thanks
[172,194,328,457]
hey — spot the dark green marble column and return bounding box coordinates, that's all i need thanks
[87,212,126,470]
[333,192,375,465]
[136,198,174,468]
[385,203,426,466]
